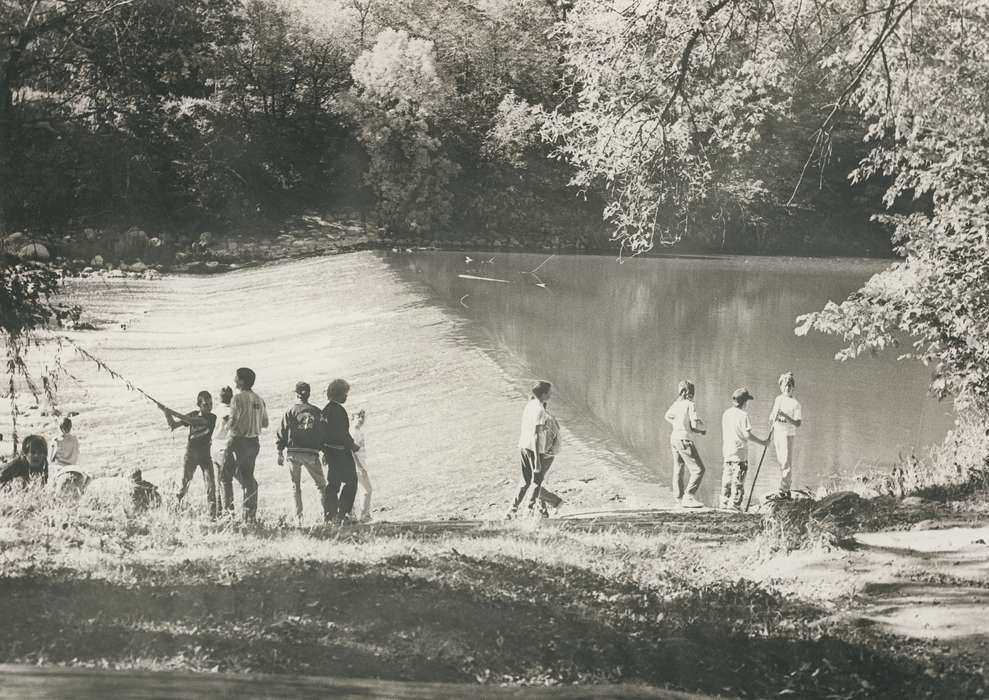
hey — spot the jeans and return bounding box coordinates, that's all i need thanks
[773,432,794,493]
[178,443,217,517]
[671,439,705,499]
[511,449,554,511]
[286,449,327,520]
[720,460,748,510]
[323,450,357,522]
[222,436,260,522]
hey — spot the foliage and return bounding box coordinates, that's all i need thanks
[347,28,458,234]
[796,1,989,409]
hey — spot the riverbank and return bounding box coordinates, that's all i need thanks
[0,484,986,698]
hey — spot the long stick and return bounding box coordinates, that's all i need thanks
[58,336,168,409]
[744,418,776,513]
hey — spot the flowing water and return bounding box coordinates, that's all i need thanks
[2,250,952,517]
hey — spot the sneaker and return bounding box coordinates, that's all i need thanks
[504,507,518,521]
[680,494,705,509]
[359,513,373,523]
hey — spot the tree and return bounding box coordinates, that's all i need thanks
[512,0,989,409]
[347,28,458,234]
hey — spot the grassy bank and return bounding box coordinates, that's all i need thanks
[0,484,986,698]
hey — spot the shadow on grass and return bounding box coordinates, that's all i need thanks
[0,554,983,698]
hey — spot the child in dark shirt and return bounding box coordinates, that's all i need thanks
[159,390,218,517]
[0,435,49,487]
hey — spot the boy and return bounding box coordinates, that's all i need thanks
[770,371,803,499]
[51,418,80,466]
[223,367,269,523]
[720,387,768,510]
[321,379,359,524]
[276,381,327,523]
[212,386,233,510]
[664,380,707,508]
[160,390,218,517]
[507,381,553,519]
[0,435,48,486]
[351,408,373,523]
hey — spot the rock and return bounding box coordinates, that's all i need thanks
[199,231,214,247]
[3,231,28,252]
[105,269,125,278]
[83,228,98,242]
[114,227,149,259]
[17,242,50,260]
[911,519,941,531]
[811,491,863,519]
[143,269,161,280]
[205,260,220,269]
[900,496,932,507]
[175,251,190,263]
[82,267,94,274]
[148,237,162,248]
[92,255,104,267]
[129,261,148,273]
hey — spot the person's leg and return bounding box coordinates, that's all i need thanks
[510,449,535,511]
[338,471,358,521]
[286,452,305,520]
[221,440,237,512]
[300,452,327,503]
[528,456,553,512]
[239,438,260,522]
[773,432,792,495]
[671,444,686,500]
[683,443,706,497]
[213,459,225,511]
[731,461,748,510]
[324,457,341,522]
[356,466,372,520]
[177,448,197,502]
[720,461,733,509]
[197,450,217,518]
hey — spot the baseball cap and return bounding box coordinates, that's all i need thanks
[295,381,311,395]
[731,387,754,403]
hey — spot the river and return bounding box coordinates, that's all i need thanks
[2,250,952,518]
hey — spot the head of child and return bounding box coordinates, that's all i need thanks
[532,380,552,404]
[677,380,695,401]
[778,372,796,396]
[219,386,233,405]
[235,367,256,391]
[197,390,213,413]
[22,435,47,469]
[731,387,754,409]
[59,417,72,435]
[295,381,311,403]
[328,378,350,404]
[351,408,366,428]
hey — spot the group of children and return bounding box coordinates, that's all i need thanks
[665,371,802,510]
[0,417,81,489]
[158,369,373,524]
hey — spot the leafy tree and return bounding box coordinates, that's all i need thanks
[347,28,458,234]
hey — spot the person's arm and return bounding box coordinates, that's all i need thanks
[688,403,706,435]
[261,399,269,430]
[158,404,206,430]
[0,457,23,485]
[782,401,803,428]
[227,395,243,438]
[744,416,767,446]
[664,404,676,427]
[275,410,289,464]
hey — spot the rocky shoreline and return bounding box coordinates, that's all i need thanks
[2,212,608,281]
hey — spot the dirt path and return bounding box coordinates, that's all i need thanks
[754,525,989,663]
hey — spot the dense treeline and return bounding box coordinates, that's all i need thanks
[1,0,888,252]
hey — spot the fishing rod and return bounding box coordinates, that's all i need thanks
[744,413,776,513]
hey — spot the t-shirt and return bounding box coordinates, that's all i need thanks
[53,434,80,465]
[214,404,231,442]
[186,410,217,448]
[771,395,802,437]
[721,406,752,462]
[518,396,548,451]
[228,390,269,438]
[665,398,699,444]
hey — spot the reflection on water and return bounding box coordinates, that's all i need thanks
[384,251,954,503]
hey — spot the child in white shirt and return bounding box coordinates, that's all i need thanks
[770,371,803,498]
[352,409,373,522]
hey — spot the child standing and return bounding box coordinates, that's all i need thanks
[769,371,802,499]
[51,418,80,466]
[351,408,373,523]
[720,388,768,510]
[664,380,707,508]
[159,390,218,517]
